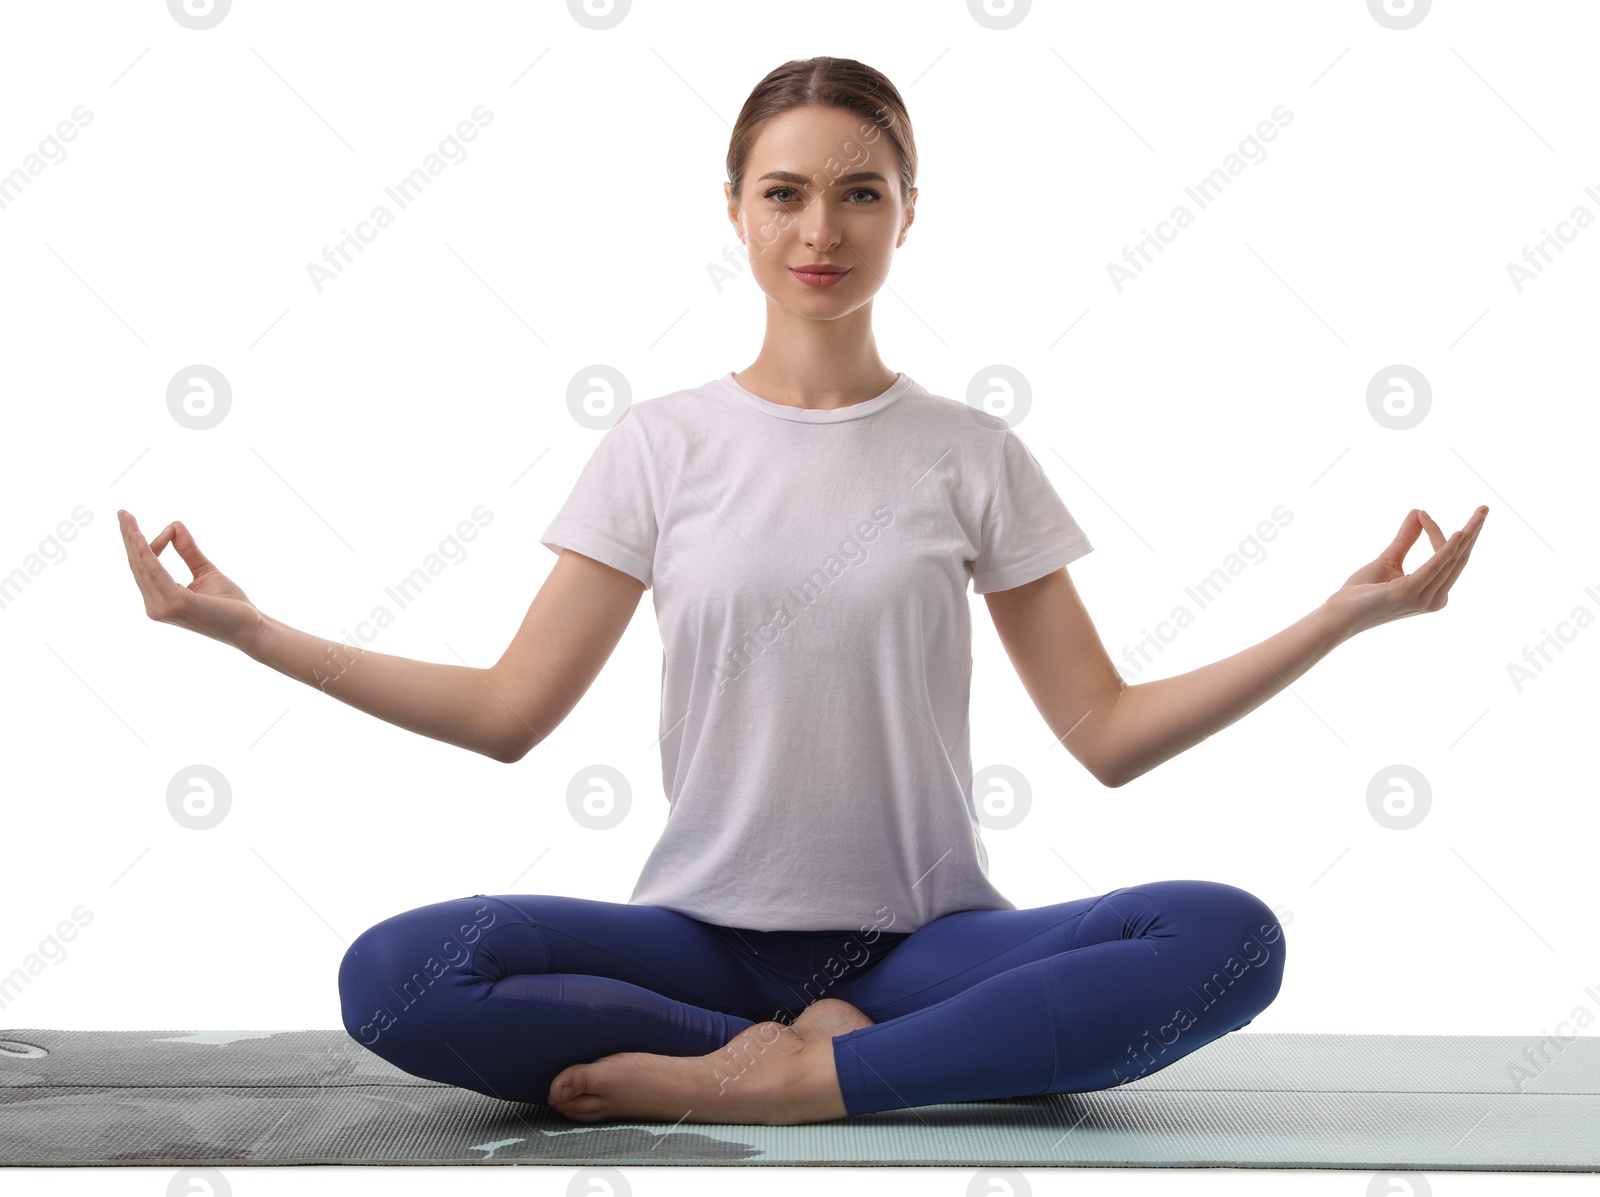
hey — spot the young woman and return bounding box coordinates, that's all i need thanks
[118,56,1487,1127]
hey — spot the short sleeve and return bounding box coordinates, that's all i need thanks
[540,411,658,589]
[970,427,1093,594]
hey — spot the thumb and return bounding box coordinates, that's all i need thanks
[168,521,218,576]
[1378,508,1425,565]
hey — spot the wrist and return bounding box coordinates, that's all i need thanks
[236,609,273,661]
[1316,593,1367,645]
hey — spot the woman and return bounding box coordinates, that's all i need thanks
[117,56,1487,1127]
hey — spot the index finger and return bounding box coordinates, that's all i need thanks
[118,510,178,600]
[1417,509,1445,552]
[116,509,145,567]
[1424,507,1488,603]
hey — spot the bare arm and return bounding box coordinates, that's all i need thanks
[982,566,1126,786]
[1091,603,1349,787]
[242,548,645,764]
[120,511,645,765]
[485,547,648,762]
[985,507,1487,788]
[241,615,523,762]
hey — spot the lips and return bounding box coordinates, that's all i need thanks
[788,265,851,288]
[791,265,849,274]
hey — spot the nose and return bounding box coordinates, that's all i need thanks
[798,198,842,253]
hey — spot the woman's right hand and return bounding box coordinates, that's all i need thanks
[118,510,265,651]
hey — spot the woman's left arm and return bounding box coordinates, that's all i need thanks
[985,506,1489,789]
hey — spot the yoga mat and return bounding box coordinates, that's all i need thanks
[1,1029,1594,1170]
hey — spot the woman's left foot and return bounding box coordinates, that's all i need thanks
[548,1017,849,1125]
[789,996,876,1042]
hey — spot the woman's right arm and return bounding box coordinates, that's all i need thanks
[120,512,646,764]
[482,547,648,762]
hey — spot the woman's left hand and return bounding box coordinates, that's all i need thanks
[1325,506,1489,637]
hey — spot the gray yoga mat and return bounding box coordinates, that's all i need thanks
[1,1028,1595,1170]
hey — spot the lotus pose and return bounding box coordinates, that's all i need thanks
[118,56,1487,1127]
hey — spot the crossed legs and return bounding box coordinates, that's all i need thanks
[337,879,1286,1123]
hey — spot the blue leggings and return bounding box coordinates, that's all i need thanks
[337,878,1285,1117]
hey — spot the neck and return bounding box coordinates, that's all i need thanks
[736,306,897,409]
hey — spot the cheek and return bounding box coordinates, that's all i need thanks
[744,215,789,254]
[746,238,786,270]
[859,232,898,260]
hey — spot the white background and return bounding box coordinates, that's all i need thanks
[1,1,1594,1193]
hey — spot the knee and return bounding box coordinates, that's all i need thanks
[338,916,432,1052]
[338,920,407,1050]
[1204,879,1284,939]
[337,897,501,1053]
[1190,880,1287,1011]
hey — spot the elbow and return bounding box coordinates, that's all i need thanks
[491,733,530,765]
[488,705,547,764]
[493,725,549,765]
[1084,682,1132,788]
[493,745,524,766]
[1096,682,1136,788]
[1092,747,1133,789]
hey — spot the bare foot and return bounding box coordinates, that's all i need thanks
[547,1016,850,1126]
[789,996,875,1043]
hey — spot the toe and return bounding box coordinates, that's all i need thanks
[550,1064,585,1105]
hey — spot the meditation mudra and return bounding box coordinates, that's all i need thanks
[117,55,1487,1126]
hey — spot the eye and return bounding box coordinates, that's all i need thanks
[762,186,883,204]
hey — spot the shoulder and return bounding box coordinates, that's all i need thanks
[893,379,1018,457]
[613,377,728,438]
[900,378,1012,431]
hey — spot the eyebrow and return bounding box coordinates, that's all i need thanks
[754,170,889,187]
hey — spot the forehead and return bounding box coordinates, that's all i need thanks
[746,105,877,166]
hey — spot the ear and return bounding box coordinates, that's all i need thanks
[897,187,917,247]
[724,182,744,243]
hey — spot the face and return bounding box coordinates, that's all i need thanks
[725,104,915,317]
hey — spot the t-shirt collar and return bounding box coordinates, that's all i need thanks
[718,370,914,423]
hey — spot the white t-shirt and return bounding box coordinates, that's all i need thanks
[540,370,1094,933]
